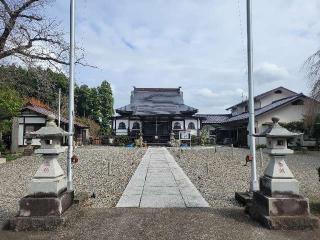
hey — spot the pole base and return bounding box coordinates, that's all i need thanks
[235,191,253,206]
[250,180,259,192]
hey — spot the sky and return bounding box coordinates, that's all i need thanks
[47,0,320,114]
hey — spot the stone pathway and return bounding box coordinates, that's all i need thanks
[116,147,209,208]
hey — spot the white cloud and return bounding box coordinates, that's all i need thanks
[42,0,320,113]
[254,62,290,84]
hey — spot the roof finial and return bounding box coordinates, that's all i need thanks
[271,116,280,124]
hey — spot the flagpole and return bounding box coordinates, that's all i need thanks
[246,0,259,191]
[67,0,75,191]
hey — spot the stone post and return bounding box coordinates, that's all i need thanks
[247,117,319,229]
[10,117,19,153]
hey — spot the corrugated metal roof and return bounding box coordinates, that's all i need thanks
[23,105,88,128]
[116,87,198,116]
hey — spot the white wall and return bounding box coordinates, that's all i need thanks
[172,121,184,130]
[18,124,24,146]
[259,91,294,108]
[255,103,305,145]
[129,120,141,130]
[115,119,129,135]
[185,119,199,135]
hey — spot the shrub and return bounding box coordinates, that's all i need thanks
[114,135,130,146]
[200,126,210,145]
[191,135,198,145]
[256,144,266,149]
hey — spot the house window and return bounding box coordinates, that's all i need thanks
[118,122,126,130]
[292,100,304,105]
[132,122,140,130]
[275,90,282,94]
[188,122,195,130]
[173,122,182,130]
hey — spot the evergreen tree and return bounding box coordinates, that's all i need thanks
[98,81,114,135]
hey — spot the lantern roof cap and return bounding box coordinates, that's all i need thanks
[255,116,302,138]
[29,114,69,138]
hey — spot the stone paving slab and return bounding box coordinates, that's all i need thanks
[116,147,209,208]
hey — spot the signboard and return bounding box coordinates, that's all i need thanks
[179,131,192,147]
[179,131,191,140]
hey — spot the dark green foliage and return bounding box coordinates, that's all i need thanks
[191,135,198,145]
[0,65,114,138]
[0,65,68,109]
[0,86,23,121]
[314,115,320,140]
[74,80,114,134]
[0,86,23,153]
[98,81,114,135]
[256,144,266,149]
[114,135,130,146]
[279,121,304,133]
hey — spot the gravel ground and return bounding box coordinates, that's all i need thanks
[1,146,320,239]
[0,146,145,227]
[169,146,320,209]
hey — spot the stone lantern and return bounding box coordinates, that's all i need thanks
[28,114,69,196]
[10,114,74,231]
[248,117,319,229]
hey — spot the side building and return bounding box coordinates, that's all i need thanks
[112,87,202,144]
[11,98,89,152]
[199,87,319,147]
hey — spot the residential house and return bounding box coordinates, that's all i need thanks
[11,99,89,152]
[199,87,318,146]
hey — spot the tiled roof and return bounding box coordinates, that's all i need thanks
[224,94,305,123]
[23,104,88,128]
[116,87,198,116]
[196,114,231,124]
[226,86,298,110]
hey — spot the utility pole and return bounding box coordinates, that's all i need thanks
[58,88,61,128]
[67,0,75,191]
[246,0,259,191]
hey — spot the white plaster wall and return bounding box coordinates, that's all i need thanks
[115,119,129,135]
[24,117,46,124]
[129,120,141,130]
[259,91,294,108]
[172,121,184,130]
[255,103,305,145]
[185,119,198,135]
[18,124,24,146]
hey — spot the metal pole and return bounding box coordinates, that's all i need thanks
[67,0,75,191]
[58,88,61,128]
[246,0,259,191]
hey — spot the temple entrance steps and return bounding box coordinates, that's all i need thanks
[116,147,209,208]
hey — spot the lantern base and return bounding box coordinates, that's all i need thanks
[29,175,67,197]
[246,191,319,230]
[260,176,299,197]
[7,190,74,231]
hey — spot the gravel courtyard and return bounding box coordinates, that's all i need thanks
[1,146,320,239]
[0,146,146,227]
[169,146,320,209]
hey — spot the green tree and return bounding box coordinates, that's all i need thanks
[0,86,23,152]
[98,81,114,135]
[0,65,69,108]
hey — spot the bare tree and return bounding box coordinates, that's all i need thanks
[0,0,84,69]
[305,50,320,100]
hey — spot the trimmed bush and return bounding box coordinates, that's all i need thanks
[114,135,130,146]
